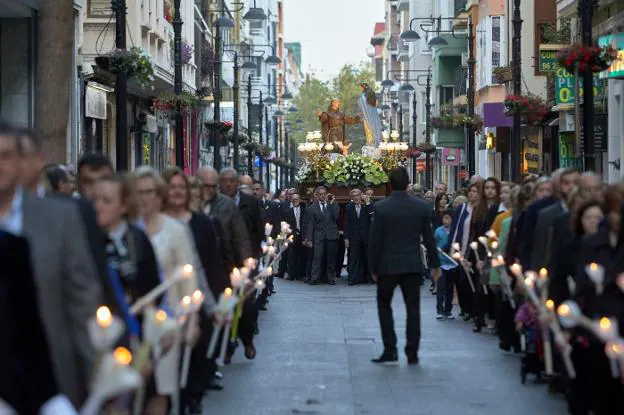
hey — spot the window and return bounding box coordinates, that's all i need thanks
[438,86,454,107]
[491,17,501,68]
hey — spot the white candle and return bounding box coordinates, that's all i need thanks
[585,263,604,295]
[265,223,273,237]
[510,263,523,279]
[216,320,232,367]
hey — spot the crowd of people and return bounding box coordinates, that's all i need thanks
[421,170,623,415]
[2,110,624,415]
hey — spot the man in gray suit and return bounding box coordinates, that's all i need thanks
[198,166,251,267]
[306,185,340,285]
[369,167,440,364]
[0,122,101,407]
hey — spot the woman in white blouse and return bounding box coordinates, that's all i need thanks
[133,166,211,413]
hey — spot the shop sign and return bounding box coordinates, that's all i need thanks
[522,135,540,174]
[555,67,602,105]
[538,45,563,72]
[559,132,582,169]
[598,33,624,79]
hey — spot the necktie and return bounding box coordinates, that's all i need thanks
[205,203,211,214]
[356,205,360,218]
[295,207,300,230]
[321,203,325,213]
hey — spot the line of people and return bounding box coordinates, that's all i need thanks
[0,118,289,414]
[427,170,624,415]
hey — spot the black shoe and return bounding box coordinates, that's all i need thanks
[207,381,224,391]
[371,352,398,364]
[407,355,419,365]
[309,281,319,285]
[328,280,335,285]
[188,398,204,414]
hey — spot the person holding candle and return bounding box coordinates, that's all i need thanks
[92,173,164,413]
[133,166,205,410]
[163,167,229,412]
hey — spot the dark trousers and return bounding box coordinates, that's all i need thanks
[495,289,519,350]
[311,239,338,283]
[471,272,487,326]
[238,296,257,346]
[456,268,473,315]
[436,268,456,315]
[347,237,368,284]
[287,239,306,280]
[376,273,421,356]
[277,252,287,278]
[305,246,314,281]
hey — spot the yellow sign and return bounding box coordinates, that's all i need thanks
[522,135,540,174]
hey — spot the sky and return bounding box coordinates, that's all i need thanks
[283,0,385,82]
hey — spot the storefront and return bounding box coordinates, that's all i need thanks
[599,32,624,183]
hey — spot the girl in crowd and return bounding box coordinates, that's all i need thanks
[133,166,212,413]
[187,175,204,213]
[483,177,502,227]
[92,173,163,413]
[432,192,450,229]
[163,167,230,414]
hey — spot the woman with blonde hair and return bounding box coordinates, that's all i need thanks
[187,176,204,212]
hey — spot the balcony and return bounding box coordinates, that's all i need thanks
[398,38,409,61]
[387,34,399,56]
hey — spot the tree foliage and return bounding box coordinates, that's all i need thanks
[287,62,376,153]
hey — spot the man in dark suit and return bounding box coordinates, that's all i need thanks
[306,185,340,285]
[284,192,306,280]
[368,167,440,364]
[275,188,295,278]
[344,188,372,285]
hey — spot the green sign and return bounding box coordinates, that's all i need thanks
[538,47,559,72]
[555,67,603,105]
[598,33,624,79]
[558,132,582,169]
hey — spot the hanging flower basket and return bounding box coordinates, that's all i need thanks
[153,90,200,112]
[95,47,154,89]
[406,148,421,158]
[557,44,618,75]
[432,103,483,134]
[415,142,436,154]
[504,93,550,126]
[204,120,232,135]
[492,66,512,84]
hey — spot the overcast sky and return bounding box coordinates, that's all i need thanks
[283,0,385,81]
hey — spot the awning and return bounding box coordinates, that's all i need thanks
[482,102,512,128]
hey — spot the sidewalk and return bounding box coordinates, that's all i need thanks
[203,278,566,414]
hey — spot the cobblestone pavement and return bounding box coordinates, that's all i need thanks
[203,276,567,415]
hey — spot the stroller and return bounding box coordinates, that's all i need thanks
[520,324,544,384]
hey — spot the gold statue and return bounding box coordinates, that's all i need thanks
[317,99,361,151]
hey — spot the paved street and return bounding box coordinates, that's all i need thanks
[204,277,567,415]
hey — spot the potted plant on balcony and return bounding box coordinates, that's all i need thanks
[170,39,194,65]
[431,103,483,133]
[557,43,618,75]
[95,47,154,88]
[504,93,551,126]
[492,66,512,83]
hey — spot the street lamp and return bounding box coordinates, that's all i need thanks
[579,0,599,171]
[173,0,184,168]
[381,79,395,88]
[243,0,267,22]
[511,0,522,182]
[112,0,128,171]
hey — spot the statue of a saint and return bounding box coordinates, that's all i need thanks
[317,99,361,147]
[358,83,383,146]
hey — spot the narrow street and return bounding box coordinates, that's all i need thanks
[203,278,567,415]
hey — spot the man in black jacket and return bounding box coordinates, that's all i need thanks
[284,192,307,280]
[344,188,372,285]
[305,185,340,285]
[368,167,440,364]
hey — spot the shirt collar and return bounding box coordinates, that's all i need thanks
[0,186,24,236]
[561,200,569,213]
[36,184,46,198]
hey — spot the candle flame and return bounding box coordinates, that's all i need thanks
[155,310,167,322]
[182,296,192,306]
[590,262,598,271]
[539,268,548,279]
[599,317,612,330]
[545,299,555,311]
[96,306,113,328]
[192,290,203,304]
[610,343,622,354]
[113,347,132,365]
[224,287,233,297]
[557,304,570,317]
[491,241,499,250]
[182,264,194,277]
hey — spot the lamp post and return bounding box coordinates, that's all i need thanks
[172,0,184,168]
[467,19,476,178]
[213,18,223,170]
[412,91,418,181]
[398,105,404,142]
[511,0,522,182]
[265,106,270,192]
[284,128,290,186]
[579,0,598,171]
[232,52,240,171]
[246,74,253,175]
[112,0,128,171]
[258,91,264,182]
[425,70,432,190]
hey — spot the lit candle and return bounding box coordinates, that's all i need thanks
[477,236,488,248]
[265,223,273,237]
[545,299,576,378]
[113,347,132,366]
[88,305,124,351]
[584,263,604,295]
[451,242,460,253]
[510,263,523,279]
[485,230,498,240]
[490,241,499,250]
[96,306,113,328]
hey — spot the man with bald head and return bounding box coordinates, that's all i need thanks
[239,174,254,195]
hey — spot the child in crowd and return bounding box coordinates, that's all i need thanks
[434,210,458,320]
[515,301,544,383]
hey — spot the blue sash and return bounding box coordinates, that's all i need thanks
[107,265,141,337]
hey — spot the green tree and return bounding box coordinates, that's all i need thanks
[286,75,330,146]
